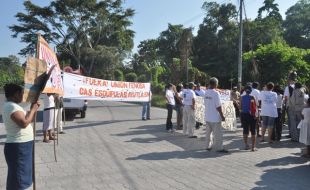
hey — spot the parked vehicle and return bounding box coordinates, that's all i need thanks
[63,98,88,118]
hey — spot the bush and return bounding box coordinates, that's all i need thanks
[125,72,138,82]
[151,94,166,108]
[152,83,165,94]
[137,74,147,82]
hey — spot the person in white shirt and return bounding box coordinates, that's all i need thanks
[182,82,197,138]
[251,82,261,137]
[259,82,278,143]
[204,78,227,153]
[165,83,175,132]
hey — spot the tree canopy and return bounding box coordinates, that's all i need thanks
[8,0,310,90]
[10,0,135,78]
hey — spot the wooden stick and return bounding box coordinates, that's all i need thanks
[53,107,57,162]
[32,112,37,190]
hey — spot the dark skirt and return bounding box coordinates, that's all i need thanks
[4,141,33,190]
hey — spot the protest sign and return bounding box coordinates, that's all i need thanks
[63,72,151,102]
[23,57,47,103]
[37,35,64,95]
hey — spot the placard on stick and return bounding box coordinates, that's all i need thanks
[23,57,47,103]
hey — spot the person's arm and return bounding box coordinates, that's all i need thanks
[191,98,195,110]
[11,102,40,128]
[191,92,196,110]
[215,93,225,121]
[217,106,225,121]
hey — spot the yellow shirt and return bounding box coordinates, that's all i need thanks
[2,101,33,143]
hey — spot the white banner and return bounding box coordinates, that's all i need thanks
[63,72,151,102]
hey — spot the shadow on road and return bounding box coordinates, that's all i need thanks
[114,124,249,160]
[256,155,309,167]
[252,164,310,190]
[126,149,235,160]
[252,155,310,190]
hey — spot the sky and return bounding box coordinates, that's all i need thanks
[0,0,299,61]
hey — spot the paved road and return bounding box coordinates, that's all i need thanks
[0,100,309,190]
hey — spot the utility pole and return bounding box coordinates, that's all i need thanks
[238,0,243,90]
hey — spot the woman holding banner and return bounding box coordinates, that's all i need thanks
[2,83,40,189]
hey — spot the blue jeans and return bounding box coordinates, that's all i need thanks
[142,102,151,119]
[4,141,33,190]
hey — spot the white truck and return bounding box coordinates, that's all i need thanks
[63,98,88,118]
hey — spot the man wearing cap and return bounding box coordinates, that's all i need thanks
[182,82,197,138]
[204,77,228,153]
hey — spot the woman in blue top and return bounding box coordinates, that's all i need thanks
[240,86,257,151]
[2,83,40,190]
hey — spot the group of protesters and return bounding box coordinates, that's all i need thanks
[165,78,228,153]
[234,74,310,157]
[163,73,310,156]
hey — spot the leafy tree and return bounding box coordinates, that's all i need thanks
[157,24,185,69]
[10,0,134,77]
[193,2,238,87]
[283,0,310,49]
[243,42,310,86]
[0,56,24,88]
[137,39,159,67]
[257,0,282,21]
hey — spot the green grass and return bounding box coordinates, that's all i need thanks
[152,94,166,108]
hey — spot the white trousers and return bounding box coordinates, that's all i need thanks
[55,108,63,132]
[205,122,223,150]
[183,105,195,136]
